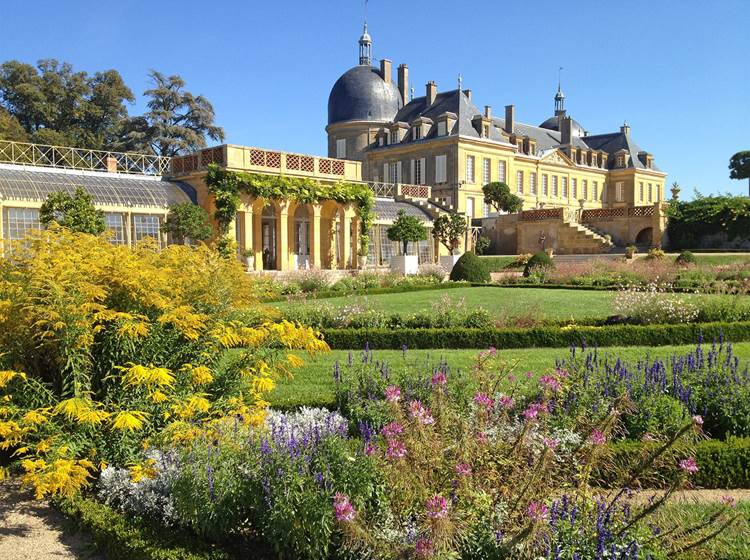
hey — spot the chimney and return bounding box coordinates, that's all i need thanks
[397,64,409,105]
[464,89,472,101]
[380,59,392,84]
[620,121,630,135]
[484,105,492,119]
[561,116,573,145]
[105,156,118,173]
[426,81,437,105]
[504,105,515,134]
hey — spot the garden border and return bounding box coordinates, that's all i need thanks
[261,281,468,302]
[320,321,750,349]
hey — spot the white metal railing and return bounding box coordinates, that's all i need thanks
[368,182,396,198]
[0,140,171,176]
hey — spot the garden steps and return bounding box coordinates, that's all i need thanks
[554,221,614,254]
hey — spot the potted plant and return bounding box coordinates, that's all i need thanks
[432,213,467,271]
[357,247,369,269]
[240,248,255,271]
[387,209,427,275]
[625,244,637,259]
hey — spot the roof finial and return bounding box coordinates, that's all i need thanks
[410,86,415,101]
[555,66,565,115]
[458,73,462,92]
[358,1,372,66]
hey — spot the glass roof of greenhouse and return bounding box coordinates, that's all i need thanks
[0,164,196,208]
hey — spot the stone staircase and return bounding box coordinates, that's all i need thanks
[555,221,614,254]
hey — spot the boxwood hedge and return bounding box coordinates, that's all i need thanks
[321,321,750,349]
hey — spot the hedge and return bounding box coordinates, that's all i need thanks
[320,321,750,349]
[594,438,750,489]
[261,281,467,302]
[55,495,236,560]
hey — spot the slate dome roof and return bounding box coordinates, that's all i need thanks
[327,65,402,126]
[539,114,586,138]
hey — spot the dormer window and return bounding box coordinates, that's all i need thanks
[413,127,422,141]
[482,124,490,139]
[617,154,625,167]
[384,131,390,145]
[438,121,447,136]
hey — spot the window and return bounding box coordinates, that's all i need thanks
[483,158,491,185]
[617,154,625,167]
[411,158,425,185]
[648,183,653,202]
[639,182,644,202]
[105,212,126,245]
[413,127,422,141]
[437,121,447,136]
[593,181,599,201]
[498,160,506,183]
[482,125,490,138]
[336,138,346,159]
[571,178,578,199]
[542,174,548,196]
[551,176,558,197]
[466,155,475,183]
[3,207,40,241]
[484,202,491,217]
[516,170,524,194]
[616,181,625,202]
[387,162,402,183]
[384,131,390,145]
[582,180,588,200]
[132,214,161,245]
[562,177,568,198]
[435,155,447,183]
[466,197,475,217]
[530,172,537,195]
[378,136,384,147]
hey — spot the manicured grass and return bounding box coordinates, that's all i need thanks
[271,342,750,409]
[272,286,739,323]
[478,255,520,271]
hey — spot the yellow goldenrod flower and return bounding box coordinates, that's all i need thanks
[128,459,157,483]
[22,409,48,426]
[0,370,26,389]
[53,398,93,422]
[119,363,174,389]
[76,409,111,426]
[111,410,148,432]
[286,354,305,368]
[190,365,214,386]
[149,390,169,403]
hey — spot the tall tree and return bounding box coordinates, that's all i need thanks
[0,59,133,148]
[482,182,523,214]
[162,202,213,244]
[0,107,28,141]
[432,213,467,255]
[729,151,750,196]
[40,187,106,235]
[121,71,224,157]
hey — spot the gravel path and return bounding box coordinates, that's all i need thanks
[0,479,102,560]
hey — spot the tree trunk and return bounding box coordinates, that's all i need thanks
[402,240,408,255]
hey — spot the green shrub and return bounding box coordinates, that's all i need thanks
[646,247,666,260]
[622,393,690,440]
[56,495,234,560]
[523,251,554,277]
[449,252,490,283]
[625,245,637,259]
[675,250,697,265]
[320,321,750,349]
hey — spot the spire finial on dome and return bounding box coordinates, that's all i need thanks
[358,1,372,65]
[555,66,565,115]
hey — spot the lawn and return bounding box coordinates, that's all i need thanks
[271,341,750,409]
[271,285,739,323]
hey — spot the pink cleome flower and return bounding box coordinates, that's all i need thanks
[527,501,549,522]
[386,439,407,460]
[498,395,515,409]
[409,400,435,425]
[455,462,472,476]
[589,429,607,446]
[415,538,434,558]
[507,374,517,383]
[679,457,699,474]
[333,493,356,522]
[523,402,547,420]
[381,421,404,439]
[543,437,559,451]
[474,392,494,409]
[692,415,704,426]
[476,431,488,444]
[540,374,562,392]
[425,495,449,519]
[556,368,570,379]
[721,495,737,508]
[431,371,447,386]
[384,385,401,403]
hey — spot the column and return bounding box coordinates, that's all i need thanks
[241,209,254,270]
[277,202,290,271]
[253,204,263,271]
[0,200,4,257]
[125,211,132,248]
[162,211,169,248]
[351,214,360,268]
[341,210,352,269]
[311,204,322,269]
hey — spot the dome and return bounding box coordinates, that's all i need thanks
[327,65,402,126]
[539,114,586,138]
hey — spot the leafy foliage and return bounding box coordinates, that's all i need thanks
[482,181,523,214]
[205,164,375,255]
[729,151,750,182]
[39,187,106,234]
[162,203,213,245]
[120,71,224,157]
[523,251,554,277]
[666,195,750,250]
[431,213,467,255]
[676,250,697,265]
[387,210,428,255]
[0,106,28,141]
[474,235,491,255]
[449,252,490,283]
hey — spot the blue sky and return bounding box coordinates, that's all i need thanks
[1,0,748,196]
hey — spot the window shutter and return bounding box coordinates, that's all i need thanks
[410,160,415,183]
[396,161,402,183]
[420,158,426,185]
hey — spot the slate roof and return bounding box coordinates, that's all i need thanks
[328,65,403,125]
[374,198,433,223]
[0,164,196,207]
[582,132,661,171]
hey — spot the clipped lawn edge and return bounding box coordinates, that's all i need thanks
[54,494,236,560]
[320,321,750,350]
[260,281,467,302]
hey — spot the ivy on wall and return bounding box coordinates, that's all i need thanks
[666,195,750,250]
[205,164,375,255]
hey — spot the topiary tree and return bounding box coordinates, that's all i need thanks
[675,250,697,266]
[523,251,554,277]
[449,251,490,283]
[431,213,467,255]
[40,187,105,234]
[729,151,750,196]
[387,209,427,255]
[482,182,523,214]
[161,202,213,245]
[475,235,491,255]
